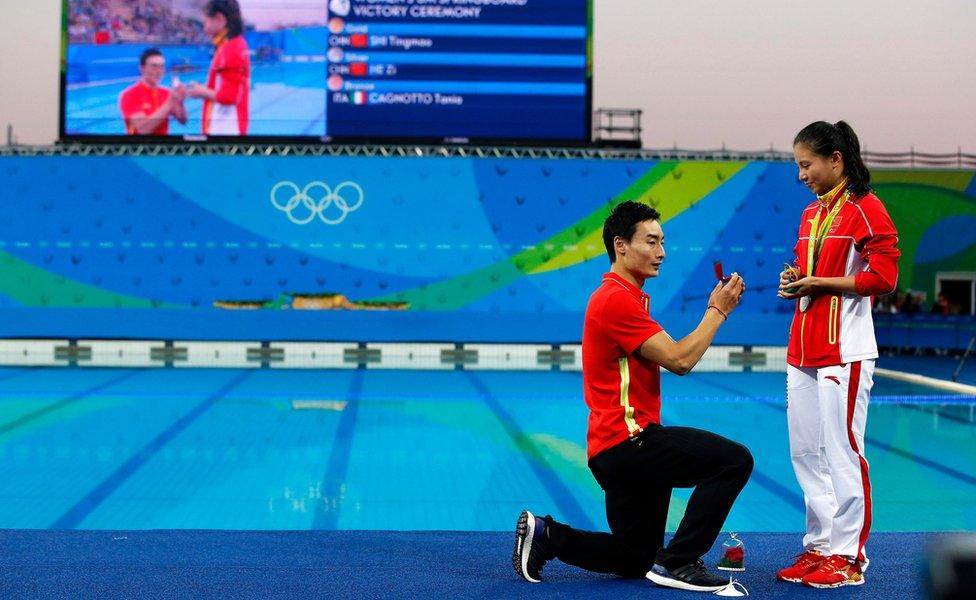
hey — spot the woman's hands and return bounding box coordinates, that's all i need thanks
[778,276,821,299]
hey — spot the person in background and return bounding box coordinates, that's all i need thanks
[930,292,951,315]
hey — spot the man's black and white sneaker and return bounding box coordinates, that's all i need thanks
[646,560,729,592]
[512,510,553,583]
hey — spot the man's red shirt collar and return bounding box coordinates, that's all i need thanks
[603,272,648,303]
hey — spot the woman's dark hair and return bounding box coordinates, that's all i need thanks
[793,120,871,197]
[602,201,662,263]
[205,0,244,38]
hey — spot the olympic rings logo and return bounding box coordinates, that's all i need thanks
[270,180,365,225]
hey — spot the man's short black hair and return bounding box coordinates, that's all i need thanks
[139,48,163,66]
[602,201,661,263]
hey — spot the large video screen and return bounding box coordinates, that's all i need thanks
[61,0,592,144]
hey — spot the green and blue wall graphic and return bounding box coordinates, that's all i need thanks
[1,156,973,342]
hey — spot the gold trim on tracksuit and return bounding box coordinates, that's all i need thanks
[828,296,839,345]
[618,357,643,436]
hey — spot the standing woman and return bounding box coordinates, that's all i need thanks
[776,121,899,588]
[187,0,250,135]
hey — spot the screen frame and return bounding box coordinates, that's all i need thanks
[58,0,593,147]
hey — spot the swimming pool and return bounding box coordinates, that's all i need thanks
[0,366,972,532]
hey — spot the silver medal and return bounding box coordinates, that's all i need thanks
[799,296,811,312]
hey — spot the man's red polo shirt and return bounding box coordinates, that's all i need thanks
[119,81,171,135]
[583,272,664,460]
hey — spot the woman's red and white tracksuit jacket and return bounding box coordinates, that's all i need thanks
[786,188,899,566]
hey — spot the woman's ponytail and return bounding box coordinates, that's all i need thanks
[833,121,871,197]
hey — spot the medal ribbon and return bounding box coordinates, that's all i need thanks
[805,185,849,277]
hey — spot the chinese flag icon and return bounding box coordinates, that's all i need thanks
[349,62,367,76]
[350,34,368,48]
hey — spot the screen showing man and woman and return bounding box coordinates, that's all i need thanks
[62,0,591,143]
